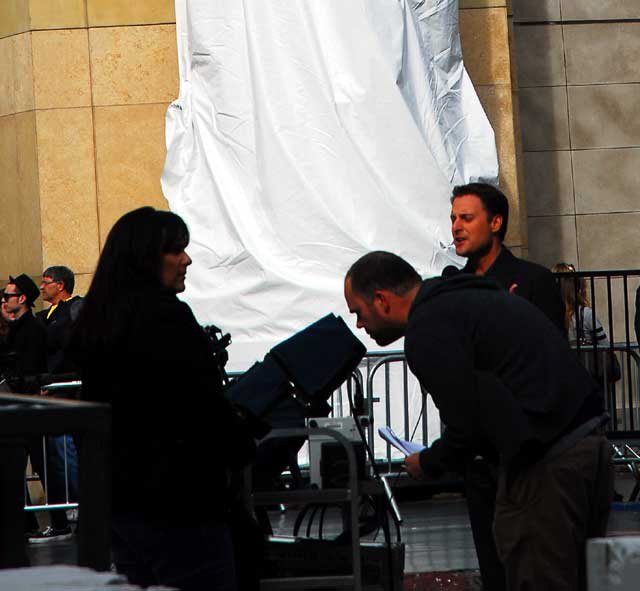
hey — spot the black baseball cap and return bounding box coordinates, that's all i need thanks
[8,274,40,307]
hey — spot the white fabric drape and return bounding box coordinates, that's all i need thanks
[162,0,498,369]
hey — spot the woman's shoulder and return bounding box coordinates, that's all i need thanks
[133,289,194,319]
[129,290,203,344]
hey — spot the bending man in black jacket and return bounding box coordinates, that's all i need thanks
[344,251,613,591]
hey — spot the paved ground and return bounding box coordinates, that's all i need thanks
[26,474,640,589]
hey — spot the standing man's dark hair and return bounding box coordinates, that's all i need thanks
[42,266,75,295]
[452,182,509,242]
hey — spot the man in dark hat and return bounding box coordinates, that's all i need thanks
[2,275,46,388]
[1,274,73,543]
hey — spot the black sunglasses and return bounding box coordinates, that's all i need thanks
[1,291,22,301]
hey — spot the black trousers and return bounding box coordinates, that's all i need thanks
[464,458,505,591]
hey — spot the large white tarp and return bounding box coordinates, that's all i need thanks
[161,0,498,371]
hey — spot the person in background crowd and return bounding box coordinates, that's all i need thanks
[36,265,84,516]
[0,307,8,347]
[1,275,47,390]
[37,265,84,375]
[552,262,621,387]
[552,263,610,346]
[345,251,612,591]
[0,290,29,566]
[1,274,73,543]
[69,207,256,591]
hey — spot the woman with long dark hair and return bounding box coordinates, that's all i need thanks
[71,207,254,591]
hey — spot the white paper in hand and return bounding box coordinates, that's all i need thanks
[378,426,425,456]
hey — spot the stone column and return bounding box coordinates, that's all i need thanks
[0,0,177,293]
[460,0,527,254]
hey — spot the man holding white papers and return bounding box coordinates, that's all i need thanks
[344,251,612,591]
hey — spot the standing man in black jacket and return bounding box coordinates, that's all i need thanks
[344,252,613,591]
[451,182,565,333]
[449,182,565,589]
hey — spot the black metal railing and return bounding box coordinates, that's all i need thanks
[553,269,640,433]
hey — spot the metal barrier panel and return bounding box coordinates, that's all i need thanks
[361,353,435,468]
[23,382,82,518]
[25,434,79,514]
[234,267,640,468]
[554,269,640,433]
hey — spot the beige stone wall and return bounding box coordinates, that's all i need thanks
[513,0,640,271]
[0,0,177,294]
[0,0,523,293]
[460,0,526,252]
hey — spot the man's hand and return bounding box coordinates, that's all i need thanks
[405,452,425,479]
[509,283,518,294]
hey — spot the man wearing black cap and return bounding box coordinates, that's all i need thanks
[1,274,73,542]
[2,274,47,390]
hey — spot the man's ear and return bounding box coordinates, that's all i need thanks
[373,290,391,314]
[490,214,503,235]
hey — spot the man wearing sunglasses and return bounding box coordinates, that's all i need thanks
[37,266,84,376]
[1,275,47,389]
[35,266,83,531]
[0,275,68,545]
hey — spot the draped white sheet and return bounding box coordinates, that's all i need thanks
[161,0,498,372]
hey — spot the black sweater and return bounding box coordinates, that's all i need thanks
[5,311,47,393]
[36,296,84,374]
[463,247,565,335]
[404,275,602,476]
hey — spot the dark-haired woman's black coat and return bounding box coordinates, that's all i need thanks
[74,290,252,521]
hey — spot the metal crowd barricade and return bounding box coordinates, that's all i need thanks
[24,380,84,519]
[553,269,640,434]
[0,393,110,570]
[362,353,425,470]
[234,265,640,477]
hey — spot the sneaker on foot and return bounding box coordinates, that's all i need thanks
[28,526,73,543]
[66,508,79,523]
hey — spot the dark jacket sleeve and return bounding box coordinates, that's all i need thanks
[418,426,474,478]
